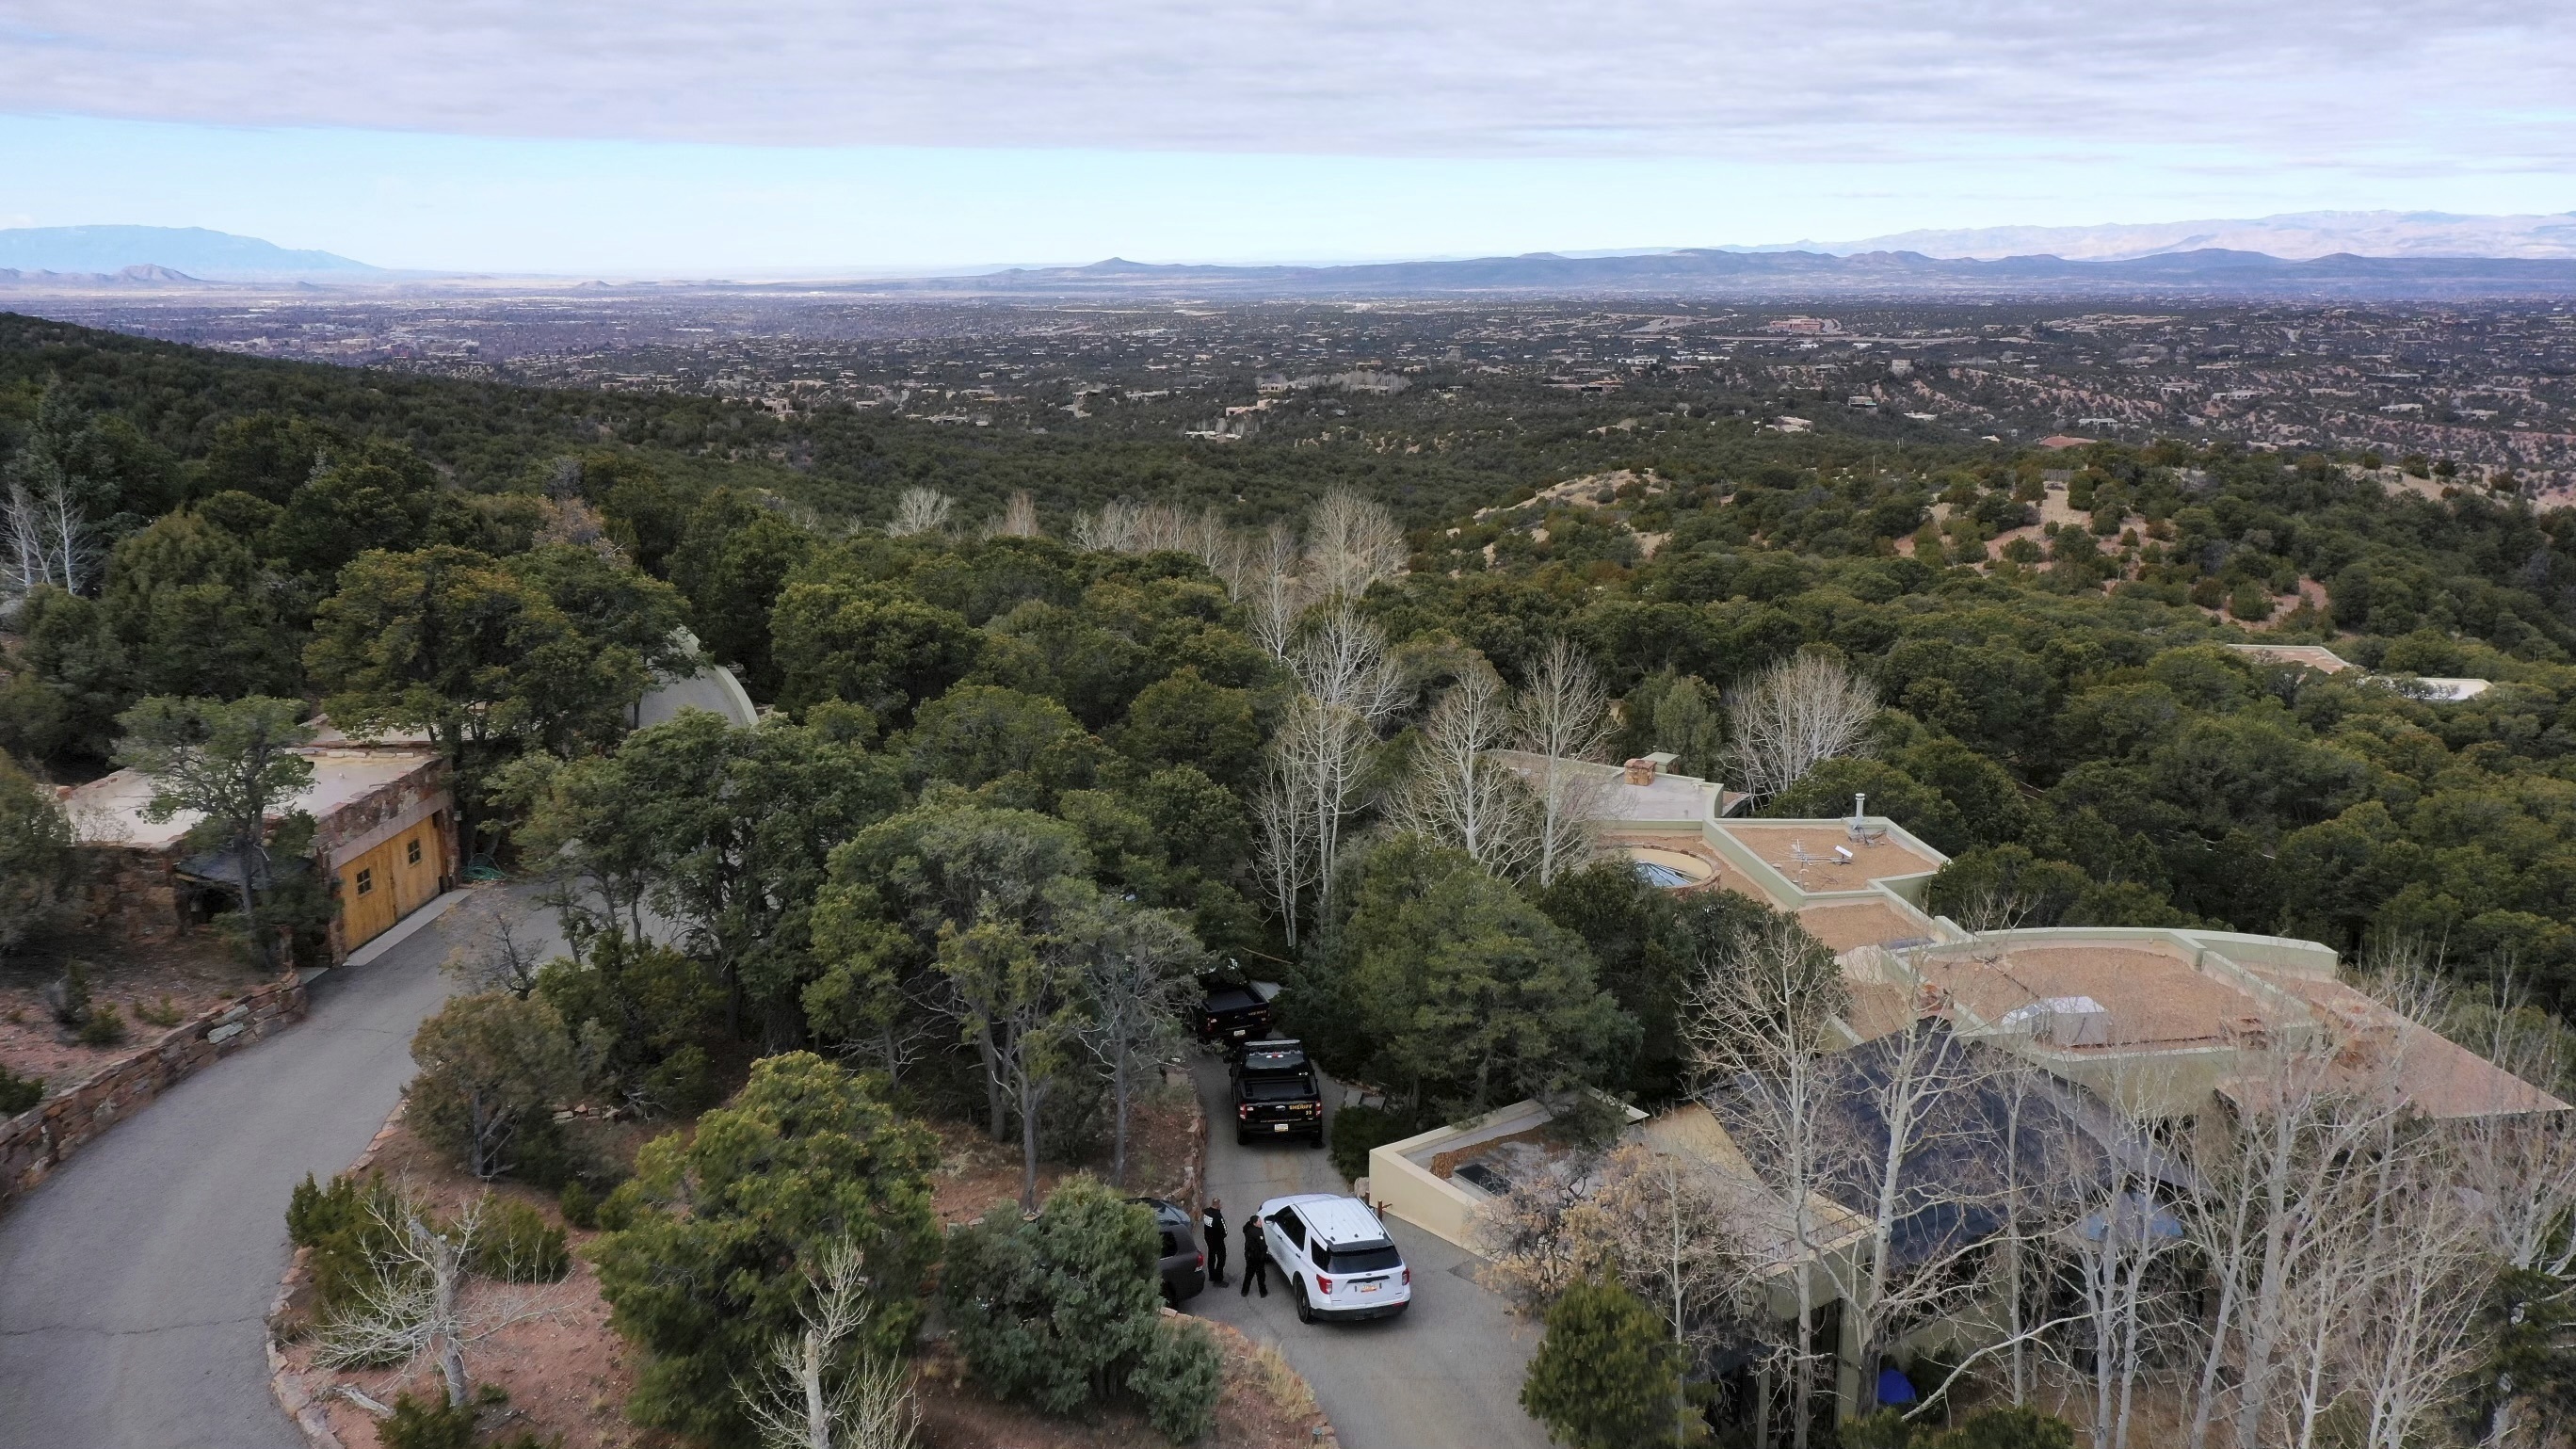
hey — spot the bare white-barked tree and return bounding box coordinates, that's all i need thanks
[884,487,955,539]
[740,1238,920,1449]
[1726,652,1877,802]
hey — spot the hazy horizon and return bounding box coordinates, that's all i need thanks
[5,3,2573,274]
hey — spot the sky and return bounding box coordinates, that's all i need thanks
[4,0,2575,274]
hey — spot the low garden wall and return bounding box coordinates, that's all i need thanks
[0,969,308,1211]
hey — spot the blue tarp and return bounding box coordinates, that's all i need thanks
[1877,1367,1918,1406]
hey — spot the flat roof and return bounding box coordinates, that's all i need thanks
[1799,899,1937,954]
[65,748,441,851]
[1922,942,2264,1050]
[2228,643,2353,674]
[1494,750,1720,823]
[2255,971,2568,1119]
[1719,821,1944,884]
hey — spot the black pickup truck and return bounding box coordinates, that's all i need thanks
[1231,1038,1325,1146]
[1197,974,1275,1048]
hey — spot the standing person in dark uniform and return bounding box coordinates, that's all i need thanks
[1202,1198,1229,1286]
[1239,1213,1270,1297]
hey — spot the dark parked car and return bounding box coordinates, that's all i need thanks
[1198,974,1275,1047]
[1134,1195,1205,1304]
[1232,1038,1325,1146]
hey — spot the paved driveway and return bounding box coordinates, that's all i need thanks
[1183,1056,1554,1449]
[0,886,552,1449]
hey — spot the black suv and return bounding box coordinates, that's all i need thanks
[1132,1196,1205,1305]
[1198,972,1275,1048]
[1232,1038,1325,1146]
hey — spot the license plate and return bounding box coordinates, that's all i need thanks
[1272,1123,1290,1134]
[1358,1282,1381,1294]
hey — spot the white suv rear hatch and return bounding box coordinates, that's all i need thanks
[1258,1193,1411,1320]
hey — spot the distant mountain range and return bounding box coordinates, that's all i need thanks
[8,215,2576,299]
[0,226,380,281]
[879,247,2576,300]
[1774,209,2576,262]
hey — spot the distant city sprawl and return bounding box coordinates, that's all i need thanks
[24,292,2571,499]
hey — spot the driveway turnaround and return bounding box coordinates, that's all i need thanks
[1184,1056,1553,1449]
[0,887,552,1449]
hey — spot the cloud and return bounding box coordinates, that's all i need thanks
[2,0,2572,171]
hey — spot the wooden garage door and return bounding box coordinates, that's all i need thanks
[340,815,446,949]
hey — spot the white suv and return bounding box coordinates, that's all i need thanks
[1258,1193,1411,1323]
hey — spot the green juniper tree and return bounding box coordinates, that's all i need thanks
[113,695,314,972]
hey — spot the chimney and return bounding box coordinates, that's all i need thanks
[1623,757,1657,786]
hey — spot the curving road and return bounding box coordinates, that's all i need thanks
[0,887,544,1449]
[1182,1056,1554,1449]
[0,902,1547,1449]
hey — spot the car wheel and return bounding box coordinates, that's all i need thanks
[1163,1280,1179,1309]
[1294,1279,1314,1324]
[1235,1129,1250,1146]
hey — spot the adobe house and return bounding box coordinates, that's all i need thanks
[61,740,456,965]
[1370,765,2567,1426]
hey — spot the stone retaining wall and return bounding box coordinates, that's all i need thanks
[0,970,308,1211]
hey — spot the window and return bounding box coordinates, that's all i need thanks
[406,838,423,866]
[355,868,375,896]
[1276,1212,1307,1250]
[1321,1243,1403,1274]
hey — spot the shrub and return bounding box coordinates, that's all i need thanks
[44,959,91,1026]
[1131,1316,1224,1443]
[0,1065,41,1118]
[287,1170,359,1248]
[589,1053,941,1446]
[504,1109,589,1190]
[409,991,577,1181]
[137,994,185,1028]
[378,1393,476,1449]
[2227,579,2275,621]
[641,1043,716,1119]
[471,1197,570,1282]
[535,928,721,1116]
[557,1180,599,1231]
[593,1179,640,1232]
[286,1171,414,1314]
[1843,1410,1915,1449]
[1940,1406,2077,1449]
[941,1175,1163,1417]
[1520,1277,1682,1449]
[1328,1103,1411,1183]
[1842,1405,2077,1449]
[76,1002,127,1047]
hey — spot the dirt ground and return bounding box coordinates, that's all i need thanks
[0,925,267,1095]
[276,1116,676,1449]
[929,1071,1203,1225]
[913,1318,1328,1449]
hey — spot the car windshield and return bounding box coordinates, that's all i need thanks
[1242,1050,1305,1072]
[1244,1075,1315,1101]
[1323,1243,1403,1274]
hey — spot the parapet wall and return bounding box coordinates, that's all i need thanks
[0,970,308,1212]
